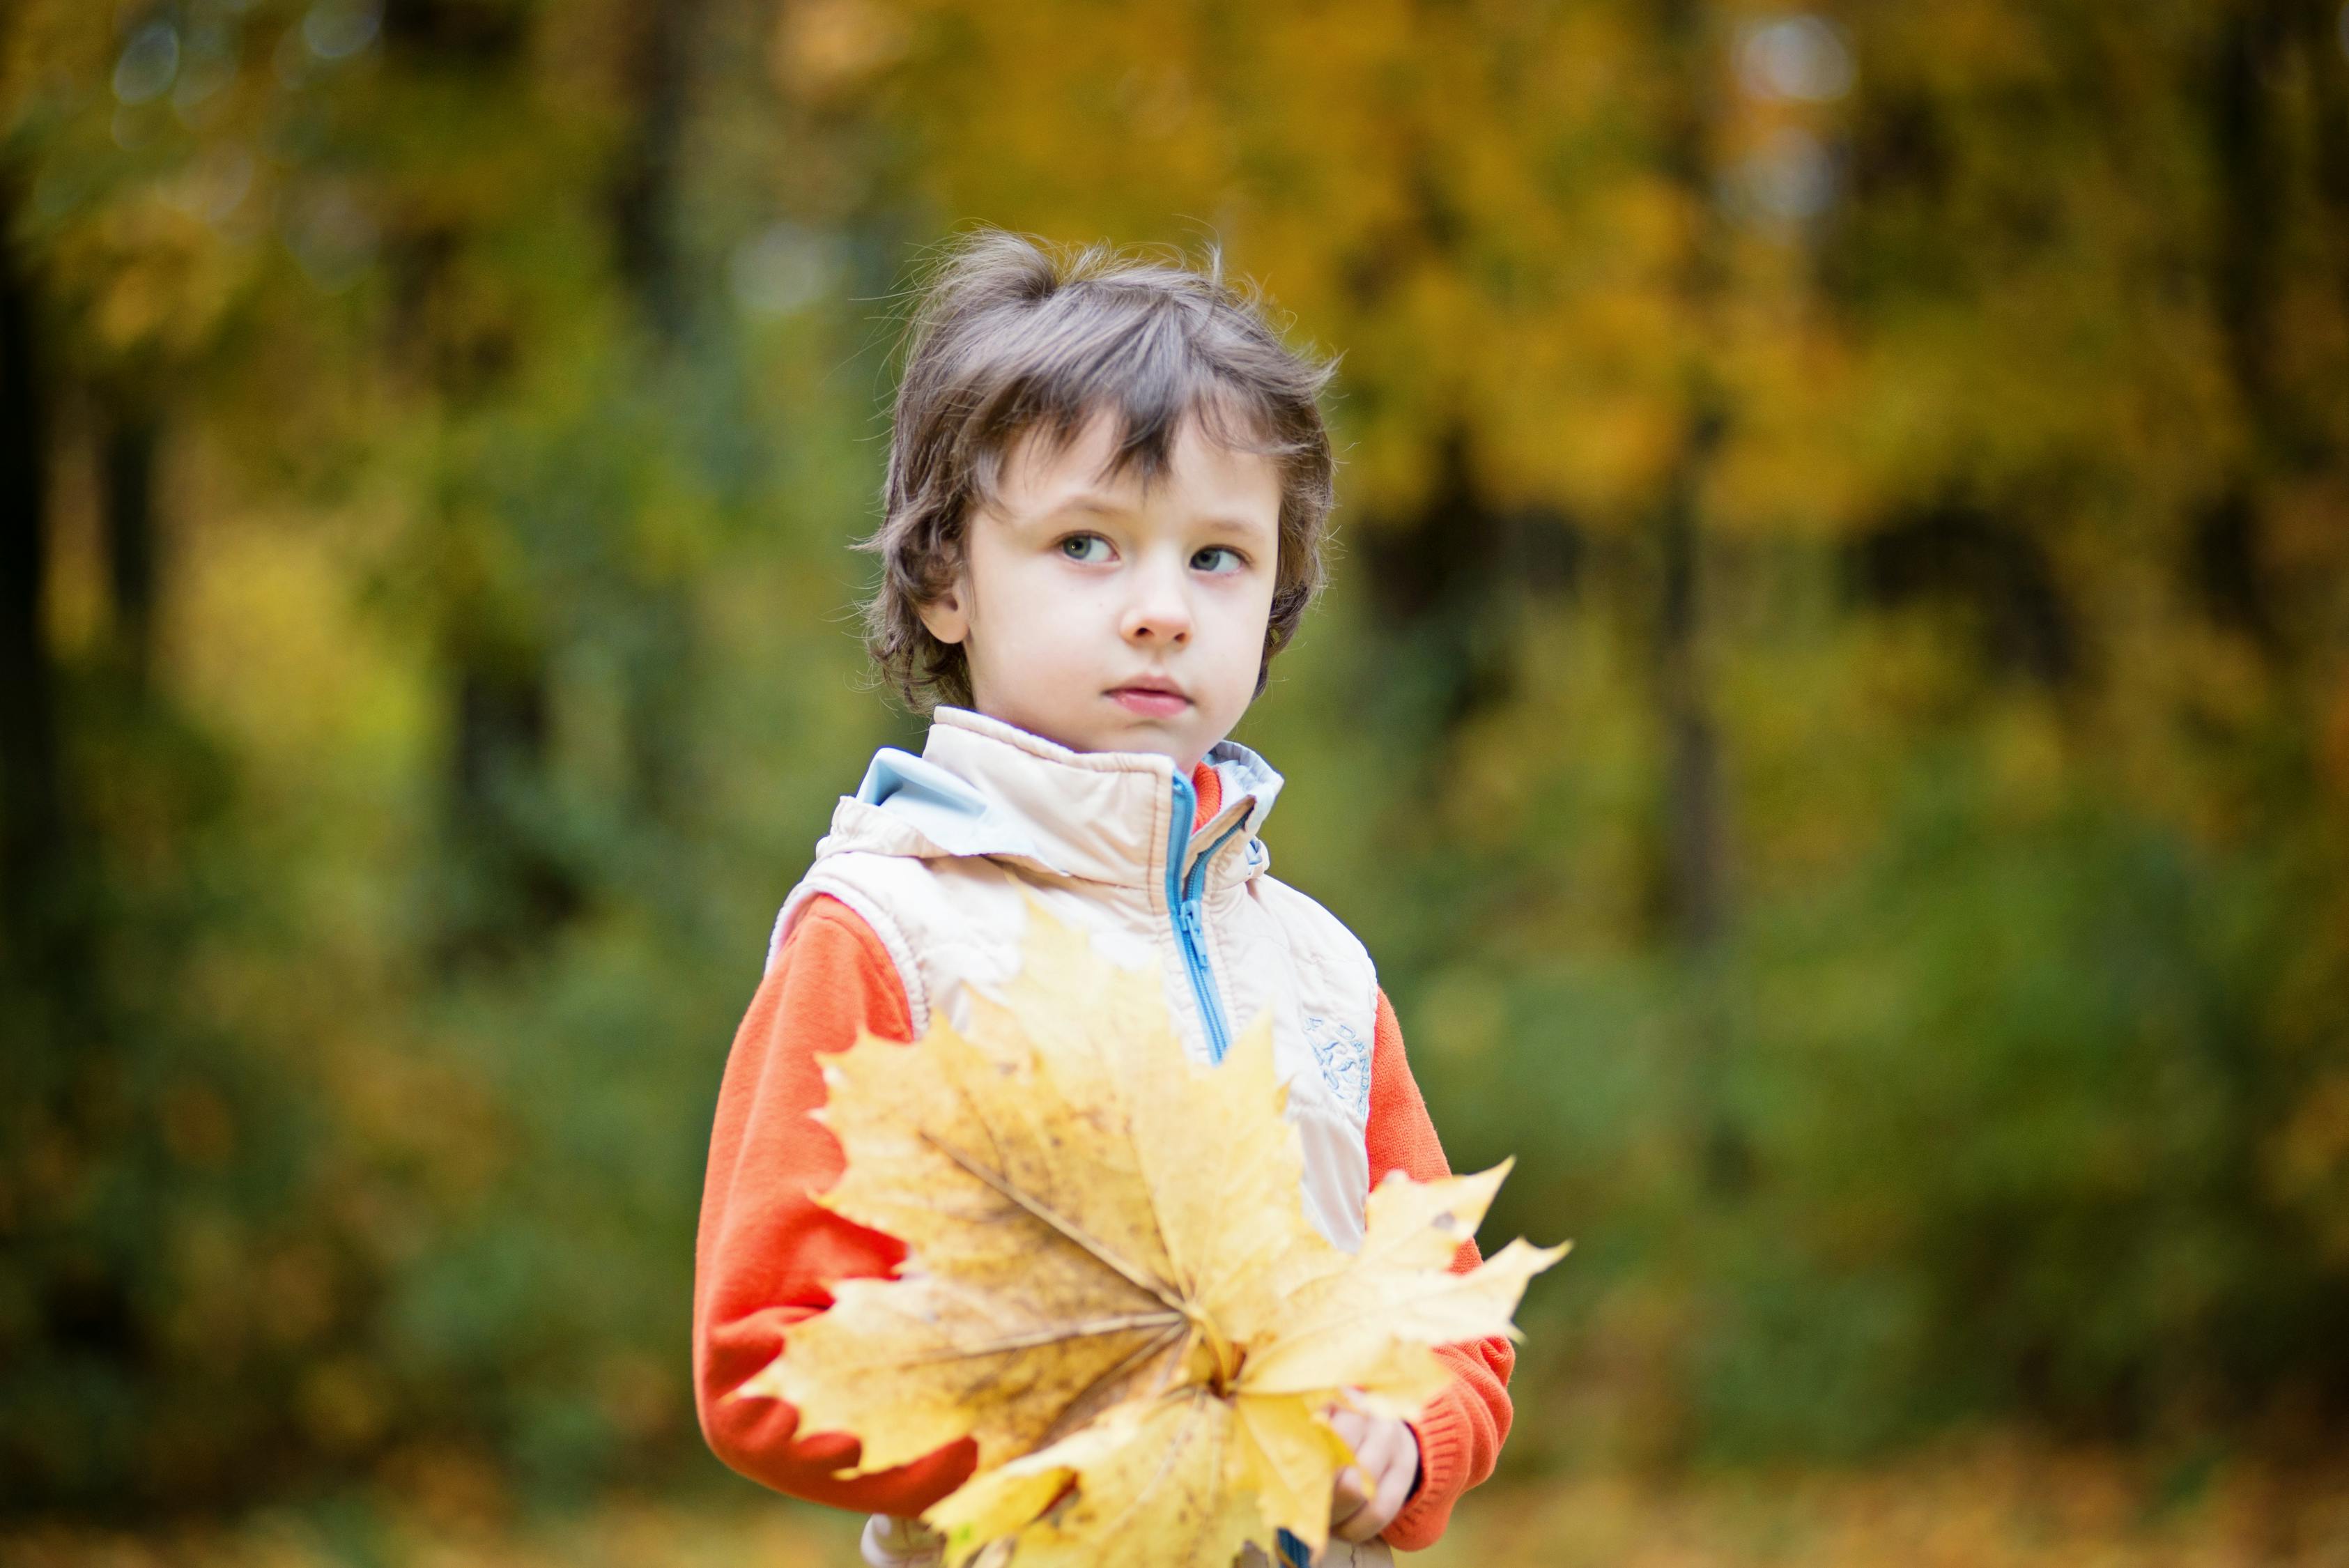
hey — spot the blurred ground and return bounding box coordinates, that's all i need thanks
[9,1440,2349,1568]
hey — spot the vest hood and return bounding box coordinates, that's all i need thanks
[817,707,1282,893]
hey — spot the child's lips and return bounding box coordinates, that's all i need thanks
[1109,685,1191,718]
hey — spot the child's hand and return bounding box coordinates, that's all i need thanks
[860,1514,944,1568]
[1325,1408,1419,1544]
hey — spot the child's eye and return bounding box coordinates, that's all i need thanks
[1190,546,1245,574]
[1059,535,1114,564]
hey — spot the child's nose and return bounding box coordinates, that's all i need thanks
[1120,562,1193,646]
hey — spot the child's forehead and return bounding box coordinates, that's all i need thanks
[995,399,1277,498]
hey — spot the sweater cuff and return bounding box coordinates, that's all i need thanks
[1385,1389,1472,1552]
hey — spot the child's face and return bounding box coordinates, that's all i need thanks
[919,408,1282,774]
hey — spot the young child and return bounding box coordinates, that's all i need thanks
[693,232,1514,1566]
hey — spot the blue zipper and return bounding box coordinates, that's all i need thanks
[1172,771,1305,1568]
[1166,771,1247,1065]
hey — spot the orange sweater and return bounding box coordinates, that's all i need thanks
[693,773,1514,1550]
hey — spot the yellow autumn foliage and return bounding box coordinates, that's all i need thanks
[741,906,1563,1567]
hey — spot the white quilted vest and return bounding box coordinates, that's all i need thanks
[776,709,1394,1568]
[769,707,1380,1252]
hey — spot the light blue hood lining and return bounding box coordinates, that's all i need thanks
[852,748,1054,863]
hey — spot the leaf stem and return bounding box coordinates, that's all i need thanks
[920,1312,1186,1360]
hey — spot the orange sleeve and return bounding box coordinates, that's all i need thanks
[1362,988,1518,1552]
[692,896,976,1512]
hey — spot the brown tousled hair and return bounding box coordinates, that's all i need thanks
[862,229,1338,710]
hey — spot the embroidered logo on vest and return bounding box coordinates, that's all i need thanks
[1304,1015,1371,1120]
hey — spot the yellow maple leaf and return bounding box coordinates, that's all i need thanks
[739,905,1565,1566]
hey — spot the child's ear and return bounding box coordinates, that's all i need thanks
[918,580,971,647]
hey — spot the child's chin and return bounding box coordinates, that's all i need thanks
[1094,716,1193,758]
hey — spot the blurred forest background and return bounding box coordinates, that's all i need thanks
[6,0,2349,1562]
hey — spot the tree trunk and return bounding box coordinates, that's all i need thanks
[2196,1,2290,653]
[100,394,160,686]
[1654,413,1728,954]
[611,0,704,348]
[610,0,709,820]
[1357,429,1516,748]
[1652,0,1742,1197]
[615,0,704,822]
[444,648,580,961]
[375,2,578,964]
[0,173,61,967]
[1650,0,1730,956]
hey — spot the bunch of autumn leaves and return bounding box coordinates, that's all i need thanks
[740,910,1563,1567]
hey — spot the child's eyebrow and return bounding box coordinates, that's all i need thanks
[1049,495,1134,518]
[1038,494,1273,538]
[1192,512,1274,539]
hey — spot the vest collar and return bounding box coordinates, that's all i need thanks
[825,707,1281,891]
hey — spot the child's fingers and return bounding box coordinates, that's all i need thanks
[1330,1419,1417,1543]
[1367,1427,1418,1532]
[1325,1404,1371,1532]
[860,1514,944,1568]
[1330,1468,1384,1541]
[1329,1461,1371,1530]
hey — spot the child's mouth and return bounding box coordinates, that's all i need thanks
[1109,685,1190,718]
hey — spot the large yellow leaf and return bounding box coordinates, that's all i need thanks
[739,904,1566,1565]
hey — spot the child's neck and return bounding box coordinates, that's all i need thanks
[953,705,1229,797]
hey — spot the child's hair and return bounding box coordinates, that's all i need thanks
[863,229,1337,710]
